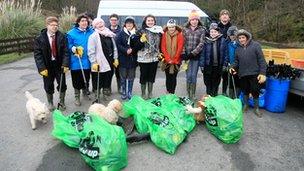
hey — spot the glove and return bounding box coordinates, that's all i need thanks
[113,59,119,68]
[140,33,148,43]
[71,46,77,53]
[257,74,266,84]
[200,67,204,73]
[187,53,195,59]
[92,63,99,72]
[75,46,84,58]
[229,68,237,75]
[181,60,189,71]
[62,66,69,73]
[158,53,164,62]
[39,69,48,77]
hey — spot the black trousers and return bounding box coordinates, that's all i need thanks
[43,61,67,94]
[165,68,178,94]
[240,74,260,98]
[71,69,90,90]
[138,62,158,84]
[91,70,114,90]
[203,66,222,97]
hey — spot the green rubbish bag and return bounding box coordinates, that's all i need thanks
[52,110,93,148]
[79,115,128,171]
[204,95,243,144]
[123,95,195,154]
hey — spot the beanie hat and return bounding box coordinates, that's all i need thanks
[219,9,230,17]
[188,10,200,21]
[227,26,238,36]
[124,16,135,24]
[167,19,177,27]
[209,22,220,31]
[236,29,252,39]
[92,18,105,29]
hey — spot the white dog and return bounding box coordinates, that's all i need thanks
[25,91,50,130]
[88,99,123,124]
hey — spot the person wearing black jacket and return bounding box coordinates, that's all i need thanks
[218,9,232,96]
[34,16,69,111]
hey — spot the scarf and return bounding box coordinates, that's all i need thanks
[95,27,116,38]
[165,30,178,60]
[123,27,136,45]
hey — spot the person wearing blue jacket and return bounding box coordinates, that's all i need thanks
[226,26,240,98]
[199,23,228,97]
[67,14,94,106]
[115,16,138,100]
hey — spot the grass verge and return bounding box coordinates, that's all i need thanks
[0,53,32,65]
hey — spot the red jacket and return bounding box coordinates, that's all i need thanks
[161,28,184,65]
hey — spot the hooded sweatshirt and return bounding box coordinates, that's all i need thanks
[232,29,267,77]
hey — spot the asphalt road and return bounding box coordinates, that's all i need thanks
[0,56,303,171]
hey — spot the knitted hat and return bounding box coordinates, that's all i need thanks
[124,16,135,24]
[219,9,230,16]
[188,10,200,21]
[227,26,238,36]
[209,22,220,31]
[167,19,177,27]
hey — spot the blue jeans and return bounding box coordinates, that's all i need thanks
[186,60,199,84]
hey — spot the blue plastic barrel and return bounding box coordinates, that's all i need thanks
[265,77,290,113]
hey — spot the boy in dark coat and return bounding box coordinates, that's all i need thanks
[230,29,267,117]
[34,16,69,111]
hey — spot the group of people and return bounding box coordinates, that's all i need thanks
[33,9,267,117]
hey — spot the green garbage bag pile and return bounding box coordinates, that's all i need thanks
[52,110,128,171]
[123,94,196,154]
[204,95,243,144]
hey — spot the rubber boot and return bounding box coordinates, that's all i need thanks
[147,82,153,99]
[59,92,66,111]
[117,78,123,95]
[141,83,147,99]
[186,83,191,99]
[46,93,55,111]
[103,88,110,101]
[74,89,81,106]
[243,95,249,113]
[191,83,197,101]
[127,79,134,100]
[254,98,262,118]
[82,88,90,100]
[121,79,127,100]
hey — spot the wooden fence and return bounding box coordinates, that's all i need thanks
[0,37,35,55]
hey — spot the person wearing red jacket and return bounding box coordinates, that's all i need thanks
[161,19,184,94]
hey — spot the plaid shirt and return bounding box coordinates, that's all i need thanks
[182,26,205,57]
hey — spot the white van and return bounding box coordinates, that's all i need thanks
[97,0,210,28]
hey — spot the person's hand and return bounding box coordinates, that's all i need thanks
[140,33,148,43]
[71,46,77,53]
[257,74,266,84]
[229,68,237,75]
[127,48,132,55]
[158,53,164,61]
[181,60,189,71]
[113,59,119,68]
[39,69,48,77]
[92,63,99,72]
[75,46,84,58]
[62,66,69,73]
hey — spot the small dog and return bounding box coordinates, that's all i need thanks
[88,99,123,124]
[25,91,49,130]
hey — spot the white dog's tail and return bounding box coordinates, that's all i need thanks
[25,91,34,100]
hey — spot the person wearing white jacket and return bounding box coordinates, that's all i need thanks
[88,18,118,101]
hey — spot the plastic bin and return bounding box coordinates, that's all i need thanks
[265,77,290,113]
